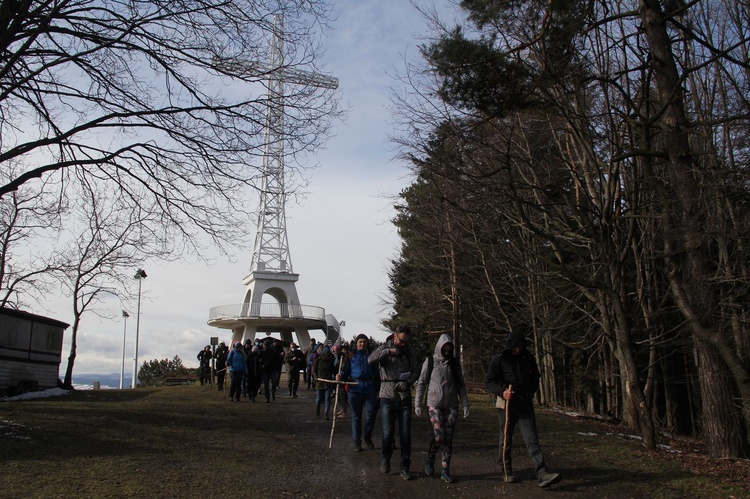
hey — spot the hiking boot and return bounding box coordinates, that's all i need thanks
[400,469,411,481]
[364,436,375,450]
[353,441,362,452]
[380,458,390,474]
[539,472,561,488]
[440,468,454,483]
[424,457,434,476]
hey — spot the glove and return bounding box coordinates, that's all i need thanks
[415,406,422,417]
[396,381,409,392]
[463,406,470,419]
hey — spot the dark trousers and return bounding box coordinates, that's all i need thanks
[349,391,378,443]
[229,371,243,401]
[288,370,300,395]
[498,405,548,479]
[216,370,226,390]
[381,397,412,471]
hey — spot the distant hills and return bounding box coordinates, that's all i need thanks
[73,373,130,389]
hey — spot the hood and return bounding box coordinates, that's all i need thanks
[434,333,454,357]
[505,329,527,350]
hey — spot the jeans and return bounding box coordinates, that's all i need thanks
[498,405,548,479]
[316,386,334,415]
[349,391,378,443]
[381,397,412,471]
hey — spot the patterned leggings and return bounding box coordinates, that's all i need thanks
[428,406,458,470]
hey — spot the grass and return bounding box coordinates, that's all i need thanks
[1,385,747,498]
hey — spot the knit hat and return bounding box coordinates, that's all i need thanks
[355,334,368,343]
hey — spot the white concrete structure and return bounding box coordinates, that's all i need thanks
[208,15,339,347]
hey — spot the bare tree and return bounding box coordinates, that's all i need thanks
[54,180,171,388]
[0,166,66,308]
[1,0,340,254]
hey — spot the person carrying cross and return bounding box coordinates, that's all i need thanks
[338,334,379,452]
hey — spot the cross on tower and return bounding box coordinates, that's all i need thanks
[209,14,339,349]
[218,14,338,273]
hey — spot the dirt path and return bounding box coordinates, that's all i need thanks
[238,386,598,499]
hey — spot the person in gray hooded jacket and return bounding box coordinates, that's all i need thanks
[415,334,469,483]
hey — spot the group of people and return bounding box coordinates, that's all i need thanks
[204,325,562,488]
[314,325,561,488]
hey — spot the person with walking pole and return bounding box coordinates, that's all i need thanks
[338,334,379,452]
[325,353,357,448]
[486,327,562,488]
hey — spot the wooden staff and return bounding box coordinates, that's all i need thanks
[503,384,513,482]
[325,354,359,449]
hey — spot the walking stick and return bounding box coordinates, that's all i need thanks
[502,384,513,482]
[329,357,345,449]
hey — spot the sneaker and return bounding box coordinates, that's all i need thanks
[353,442,362,452]
[400,469,411,481]
[424,458,434,476]
[364,436,375,450]
[504,474,517,483]
[440,469,454,483]
[539,472,561,488]
[380,459,390,474]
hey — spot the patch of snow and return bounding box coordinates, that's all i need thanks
[578,432,598,436]
[1,387,71,402]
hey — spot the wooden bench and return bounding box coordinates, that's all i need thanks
[465,380,487,394]
[163,377,197,386]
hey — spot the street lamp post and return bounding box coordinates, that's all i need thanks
[132,269,147,388]
[120,310,130,389]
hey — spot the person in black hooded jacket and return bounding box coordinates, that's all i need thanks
[486,328,561,489]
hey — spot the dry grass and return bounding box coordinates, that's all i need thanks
[1,385,747,498]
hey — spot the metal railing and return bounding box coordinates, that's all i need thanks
[208,303,325,322]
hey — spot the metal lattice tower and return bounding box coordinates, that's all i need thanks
[208,14,339,348]
[247,14,338,274]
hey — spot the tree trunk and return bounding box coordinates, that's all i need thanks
[639,0,749,457]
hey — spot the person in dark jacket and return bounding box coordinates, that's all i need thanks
[214,342,228,391]
[197,345,212,386]
[486,328,561,488]
[247,345,262,401]
[313,346,336,419]
[368,325,419,480]
[338,334,379,452]
[260,339,284,402]
[286,343,306,397]
[333,343,350,418]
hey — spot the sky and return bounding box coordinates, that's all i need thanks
[36,0,460,377]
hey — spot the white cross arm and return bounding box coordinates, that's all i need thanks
[214,57,339,90]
